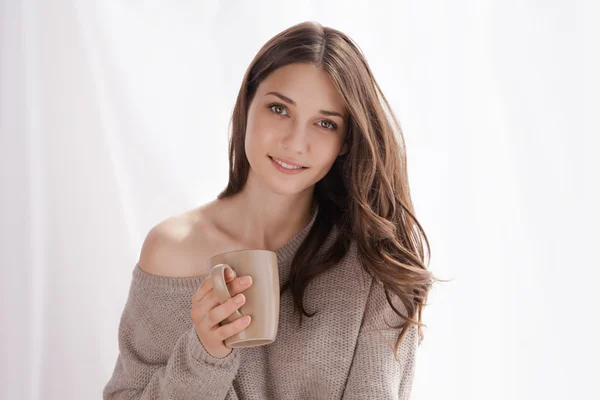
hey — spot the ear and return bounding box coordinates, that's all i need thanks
[338,142,348,156]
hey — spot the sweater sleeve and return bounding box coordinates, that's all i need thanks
[103,266,241,400]
[342,279,419,400]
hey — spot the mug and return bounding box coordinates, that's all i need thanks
[207,249,279,348]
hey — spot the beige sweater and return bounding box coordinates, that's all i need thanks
[103,211,418,399]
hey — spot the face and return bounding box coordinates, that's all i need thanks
[244,63,348,196]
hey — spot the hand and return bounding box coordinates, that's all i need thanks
[190,268,253,358]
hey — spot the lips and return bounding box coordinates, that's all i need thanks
[269,156,307,169]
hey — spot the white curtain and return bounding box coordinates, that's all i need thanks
[1,1,596,399]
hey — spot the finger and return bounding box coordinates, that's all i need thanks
[224,268,237,290]
[193,268,236,303]
[194,272,244,320]
[214,314,252,341]
[193,276,213,303]
[200,275,252,312]
[226,275,253,297]
[225,268,236,280]
[200,274,252,313]
[205,293,246,329]
[191,287,226,326]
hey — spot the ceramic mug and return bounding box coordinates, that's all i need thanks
[207,249,279,348]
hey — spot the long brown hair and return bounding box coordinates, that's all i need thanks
[218,21,441,357]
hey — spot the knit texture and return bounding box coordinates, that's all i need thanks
[103,210,419,399]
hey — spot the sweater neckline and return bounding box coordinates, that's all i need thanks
[133,203,319,291]
[274,202,319,266]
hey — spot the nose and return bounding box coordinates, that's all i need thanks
[281,122,309,154]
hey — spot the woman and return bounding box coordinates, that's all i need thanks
[104,21,437,399]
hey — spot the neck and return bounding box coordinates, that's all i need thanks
[223,171,317,251]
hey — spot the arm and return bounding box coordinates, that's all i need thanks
[102,276,242,400]
[342,279,419,400]
[103,221,241,399]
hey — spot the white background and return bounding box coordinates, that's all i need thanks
[1,1,598,399]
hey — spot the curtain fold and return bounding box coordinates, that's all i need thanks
[0,1,593,399]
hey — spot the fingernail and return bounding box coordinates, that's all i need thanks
[234,294,245,304]
[240,276,251,285]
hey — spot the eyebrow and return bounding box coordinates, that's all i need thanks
[265,91,346,119]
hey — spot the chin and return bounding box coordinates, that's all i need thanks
[256,167,314,197]
[263,176,314,196]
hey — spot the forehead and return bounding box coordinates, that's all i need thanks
[258,63,345,112]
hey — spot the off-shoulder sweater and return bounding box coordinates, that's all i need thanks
[103,209,418,399]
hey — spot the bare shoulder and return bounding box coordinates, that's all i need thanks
[138,202,227,278]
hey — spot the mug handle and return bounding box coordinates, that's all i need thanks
[210,264,244,323]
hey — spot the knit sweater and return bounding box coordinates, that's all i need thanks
[103,210,419,399]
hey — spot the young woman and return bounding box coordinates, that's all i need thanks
[104,21,436,399]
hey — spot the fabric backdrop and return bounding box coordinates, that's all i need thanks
[1,1,596,399]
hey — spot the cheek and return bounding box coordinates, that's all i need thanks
[245,115,275,162]
[314,135,344,164]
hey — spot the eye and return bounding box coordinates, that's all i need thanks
[268,103,288,116]
[318,120,338,131]
[267,103,338,131]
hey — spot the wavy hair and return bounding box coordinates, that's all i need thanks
[217,21,442,357]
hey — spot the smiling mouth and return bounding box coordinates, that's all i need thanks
[269,156,308,169]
